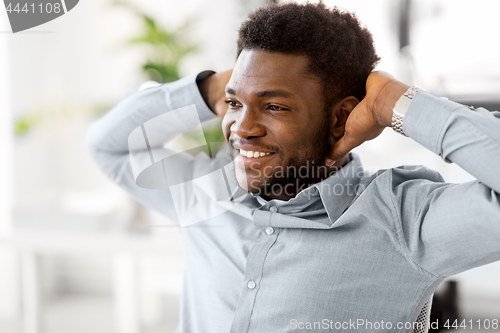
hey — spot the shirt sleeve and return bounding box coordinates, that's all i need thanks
[86,71,218,222]
[389,92,500,278]
[404,91,500,193]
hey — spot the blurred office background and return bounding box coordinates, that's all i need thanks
[0,0,499,332]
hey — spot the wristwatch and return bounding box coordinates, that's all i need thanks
[391,86,424,137]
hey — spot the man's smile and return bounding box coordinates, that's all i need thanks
[234,149,277,168]
[231,143,278,168]
[238,149,272,158]
[230,141,278,167]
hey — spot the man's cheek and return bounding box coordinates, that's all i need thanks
[248,179,262,192]
[262,165,275,180]
[222,127,230,141]
[221,117,232,140]
[235,169,249,190]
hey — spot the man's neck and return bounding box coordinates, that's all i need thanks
[260,154,352,201]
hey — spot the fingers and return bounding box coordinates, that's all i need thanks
[326,125,385,166]
[327,135,357,164]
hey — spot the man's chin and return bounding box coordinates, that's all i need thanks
[236,176,298,200]
[234,173,270,196]
[236,177,262,194]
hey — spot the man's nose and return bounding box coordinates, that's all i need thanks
[230,108,266,138]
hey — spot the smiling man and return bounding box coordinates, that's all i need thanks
[225,50,345,200]
[219,4,379,201]
[87,2,500,333]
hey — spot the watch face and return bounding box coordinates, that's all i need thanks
[393,95,412,117]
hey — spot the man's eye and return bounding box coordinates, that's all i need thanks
[268,105,289,111]
[224,100,240,108]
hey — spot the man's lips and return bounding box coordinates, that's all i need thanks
[231,144,276,167]
[238,148,272,159]
[232,143,276,157]
[234,150,276,168]
[229,141,278,169]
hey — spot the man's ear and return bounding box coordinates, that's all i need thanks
[330,96,359,139]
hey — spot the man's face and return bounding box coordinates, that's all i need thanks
[222,49,336,200]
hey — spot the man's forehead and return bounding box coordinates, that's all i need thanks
[228,49,321,95]
[233,49,310,78]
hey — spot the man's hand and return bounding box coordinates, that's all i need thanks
[197,69,233,119]
[326,71,409,165]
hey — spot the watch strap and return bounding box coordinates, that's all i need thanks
[391,85,424,136]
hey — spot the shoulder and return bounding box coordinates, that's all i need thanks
[376,164,445,184]
[350,164,452,227]
[357,164,447,195]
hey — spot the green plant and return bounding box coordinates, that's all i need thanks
[13,101,116,135]
[111,0,226,153]
[112,0,198,83]
[14,104,71,135]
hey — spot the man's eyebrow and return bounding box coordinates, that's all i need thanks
[225,87,293,98]
[255,90,293,98]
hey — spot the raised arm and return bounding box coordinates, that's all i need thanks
[391,91,500,277]
[329,71,500,192]
[331,71,500,277]
[86,70,231,221]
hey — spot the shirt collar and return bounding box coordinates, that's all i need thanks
[252,152,365,229]
[314,152,365,224]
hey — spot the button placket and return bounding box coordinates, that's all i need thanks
[265,226,274,235]
[229,214,280,333]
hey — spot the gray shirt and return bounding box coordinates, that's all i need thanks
[86,71,500,333]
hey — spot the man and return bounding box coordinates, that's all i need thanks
[87,2,500,332]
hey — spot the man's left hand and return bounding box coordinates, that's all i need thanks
[326,71,409,166]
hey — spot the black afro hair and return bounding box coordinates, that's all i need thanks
[237,1,380,107]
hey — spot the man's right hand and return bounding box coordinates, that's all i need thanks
[197,69,233,119]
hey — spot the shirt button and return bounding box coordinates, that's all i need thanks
[247,280,256,289]
[269,206,278,213]
[265,226,275,235]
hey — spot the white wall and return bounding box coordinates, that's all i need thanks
[7,0,266,121]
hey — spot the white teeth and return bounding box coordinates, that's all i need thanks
[238,149,272,158]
